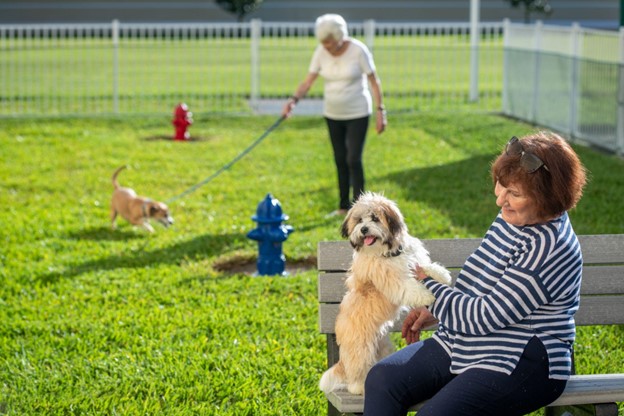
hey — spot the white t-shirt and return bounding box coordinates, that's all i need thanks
[308,38,376,120]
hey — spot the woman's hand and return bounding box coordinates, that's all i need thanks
[284,73,318,118]
[282,98,297,118]
[375,108,387,134]
[401,306,438,345]
[413,264,429,281]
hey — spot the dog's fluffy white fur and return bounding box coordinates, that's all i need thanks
[319,192,452,395]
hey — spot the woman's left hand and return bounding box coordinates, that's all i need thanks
[376,109,387,134]
[413,264,428,281]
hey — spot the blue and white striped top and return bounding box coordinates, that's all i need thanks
[424,211,582,380]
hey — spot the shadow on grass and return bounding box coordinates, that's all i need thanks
[37,231,251,285]
[142,134,215,142]
[379,153,499,236]
[67,226,145,241]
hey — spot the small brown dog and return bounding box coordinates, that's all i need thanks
[110,166,173,233]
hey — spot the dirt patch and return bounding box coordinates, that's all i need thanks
[142,135,214,142]
[213,253,317,276]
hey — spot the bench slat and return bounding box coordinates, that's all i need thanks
[580,266,624,294]
[318,266,624,303]
[317,272,347,303]
[325,374,624,413]
[319,295,624,333]
[317,234,624,272]
[317,238,482,271]
[577,234,624,264]
[317,241,354,272]
[574,295,624,325]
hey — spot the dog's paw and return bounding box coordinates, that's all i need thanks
[421,262,452,286]
[320,367,345,394]
[403,279,436,307]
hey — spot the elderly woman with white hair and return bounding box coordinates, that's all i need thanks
[282,14,387,216]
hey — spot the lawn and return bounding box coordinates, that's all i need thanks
[0,112,623,415]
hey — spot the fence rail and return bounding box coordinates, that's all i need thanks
[0,20,504,118]
[0,19,622,154]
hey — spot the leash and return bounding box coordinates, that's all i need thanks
[166,115,286,204]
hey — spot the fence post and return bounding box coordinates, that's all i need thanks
[569,22,581,138]
[531,20,543,124]
[112,19,120,115]
[502,18,510,114]
[469,0,480,102]
[364,19,375,51]
[618,27,624,156]
[250,18,261,112]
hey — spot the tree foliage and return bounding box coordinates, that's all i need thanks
[507,0,553,23]
[215,0,263,22]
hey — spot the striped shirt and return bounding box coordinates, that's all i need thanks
[424,211,582,380]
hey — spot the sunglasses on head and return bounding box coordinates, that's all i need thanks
[505,136,549,173]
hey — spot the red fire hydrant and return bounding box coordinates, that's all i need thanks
[172,103,193,141]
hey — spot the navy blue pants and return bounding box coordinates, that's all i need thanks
[364,336,567,416]
[325,116,369,210]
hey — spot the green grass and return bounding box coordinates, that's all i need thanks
[1,113,623,415]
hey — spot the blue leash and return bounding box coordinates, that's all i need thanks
[166,115,285,204]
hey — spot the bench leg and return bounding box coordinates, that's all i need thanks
[324,335,365,415]
[545,403,619,416]
[327,401,363,416]
[328,401,341,416]
[327,333,340,367]
[326,334,343,415]
[594,403,619,416]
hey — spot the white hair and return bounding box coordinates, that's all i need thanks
[315,14,349,42]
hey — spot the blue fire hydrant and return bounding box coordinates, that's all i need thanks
[247,194,294,276]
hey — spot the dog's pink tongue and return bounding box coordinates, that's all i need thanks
[364,236,376,246]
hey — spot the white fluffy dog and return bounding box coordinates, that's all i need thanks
[319,192,452,395]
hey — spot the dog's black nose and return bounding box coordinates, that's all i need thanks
[361,226,368,235]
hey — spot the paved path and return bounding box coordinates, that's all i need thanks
[249,98,323,116]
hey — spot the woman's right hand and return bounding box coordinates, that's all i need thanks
[401,306,438,345]
[282,98,297,118]
[284,74,317,118]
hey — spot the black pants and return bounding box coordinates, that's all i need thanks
[325,116,369,210]
[364,336,567,416]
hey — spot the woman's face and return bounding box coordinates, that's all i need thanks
[495,180,541,226]
[320,36,343,54]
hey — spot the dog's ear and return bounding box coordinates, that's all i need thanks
[340,218,350,239]
[340,211,352,239]
[387,214,402,237]
[149,205,160,216]
[383,205,404,237]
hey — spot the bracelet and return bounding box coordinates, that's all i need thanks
[291,96,300,103]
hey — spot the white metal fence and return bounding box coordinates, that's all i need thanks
[503,20,624,155]
[0,20,504,118]
[0,19,622,154]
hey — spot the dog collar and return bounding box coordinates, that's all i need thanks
[383,245,403,258]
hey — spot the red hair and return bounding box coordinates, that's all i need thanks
[491,131,587,220]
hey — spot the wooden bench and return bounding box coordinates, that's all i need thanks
[317,235,624,416]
